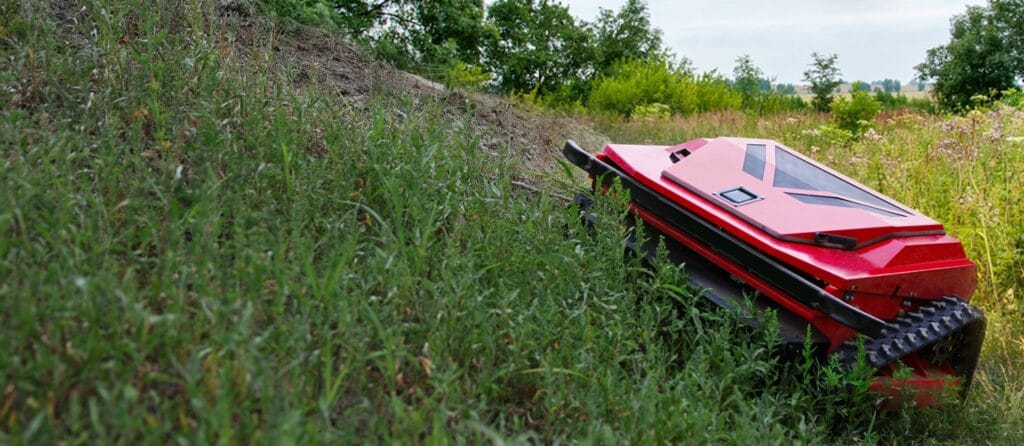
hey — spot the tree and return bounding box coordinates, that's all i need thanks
[303,0,488,68]
[329,1,417,38]
[803,52,842,112]
[413,0,488,65]
[775,83,797,95]
[880,78,901,93]
[916,1,1023,110]
[733,54,764,108]
[483,0,592,94]
[991,0,1024,73]
[589,0,664,75]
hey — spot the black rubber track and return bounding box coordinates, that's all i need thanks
[837,296,986,391]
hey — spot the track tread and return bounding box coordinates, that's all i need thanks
[837,296,985,371]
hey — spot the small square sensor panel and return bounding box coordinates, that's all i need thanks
[717,186,761,206]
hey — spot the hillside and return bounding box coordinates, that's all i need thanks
[1,1,1022,444]
[222,2,607,187]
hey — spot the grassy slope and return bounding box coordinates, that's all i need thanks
[1,0,1021,444]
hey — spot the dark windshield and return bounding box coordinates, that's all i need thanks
[773,147,905,215]
[742,144,766,180]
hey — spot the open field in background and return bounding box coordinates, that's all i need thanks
[1,0,1022,443]
[796,90,931,102]
[892,89,931,100]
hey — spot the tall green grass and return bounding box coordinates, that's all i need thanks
[1,0,1021,443]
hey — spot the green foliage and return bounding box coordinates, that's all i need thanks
[999,88,1024,107]
[732,54,763,108]
[588,0,664,75]
[758,92,808,114]
[730,55,806,115]
[587,58,681,116]
[992,0,1024,59]
[413,0,488,64]
[483,0,592,94]
[586,59,743,118]
[803,52,843,112]
[873,90,938,114]
[874,90,908,108]
[259,0,344,29]
[514,82,587,111]
[775,83,797,95]
[879,78,901,93]
[444,61,491,90]
[831,82,881,134]
[687,72,744,113]
[370,34,419,70]
[257,0,803,117]
[916,0,1024,111]
[631,102,672,121]
[260,0,488,69]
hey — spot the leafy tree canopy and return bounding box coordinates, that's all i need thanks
[878,79,901,93]
[916,0,1024,110]
[803,52,842,112]
[295,0,488,67]
[483,0,592,94]
[414,0,488,64]
[733,55,764,107]
[588,0,664,75]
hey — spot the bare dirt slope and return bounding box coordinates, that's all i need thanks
[224,6,608,189]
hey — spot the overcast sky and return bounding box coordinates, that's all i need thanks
[560,0,986,84]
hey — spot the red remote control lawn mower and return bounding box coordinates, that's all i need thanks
[563,137,986,406]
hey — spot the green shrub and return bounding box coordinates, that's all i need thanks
[872,90,938,114]
[751,91,807,114]
[520,81,590,111]
[874,90,909,109]
[587,59,743,117]
[632,102,672,121]
[998,88,1024,108]
[587,59,680,116]
[444,61,491,90]
[906,97,938,114]
[831,83,881,134]
[686,72,743,113]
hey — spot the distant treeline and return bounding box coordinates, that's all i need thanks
[258,0,817,116]
[261,0,1022,114]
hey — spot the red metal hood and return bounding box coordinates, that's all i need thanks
[608,137,944,249]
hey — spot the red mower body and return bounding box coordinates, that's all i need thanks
[564,137,986,406]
